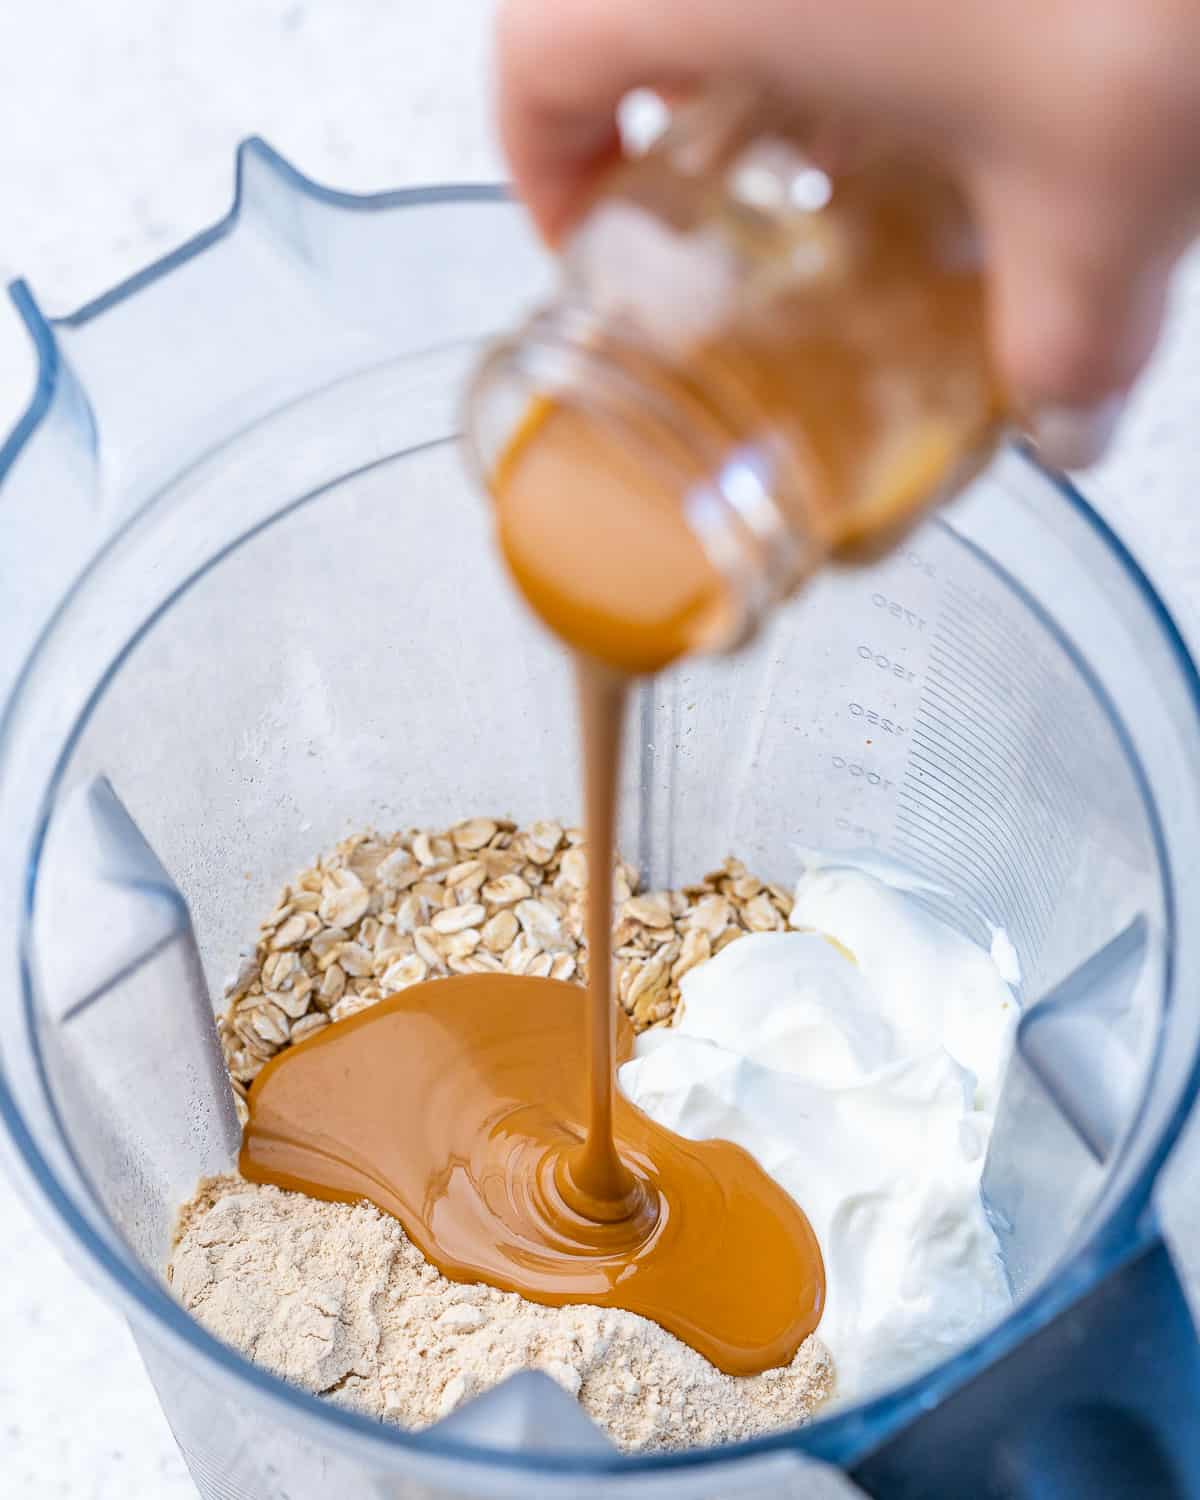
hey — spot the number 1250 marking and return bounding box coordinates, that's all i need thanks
[848,702,905,735]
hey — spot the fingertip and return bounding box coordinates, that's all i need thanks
[494,0,633,244]
[990,264,1161,413]
[505,121,623,248]
[1028,395,1126,469]
[976,179,1167,411]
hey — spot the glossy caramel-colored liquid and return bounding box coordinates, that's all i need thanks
[241,641,826,1377]
[241,976,824,1374]
[494,399,736,675]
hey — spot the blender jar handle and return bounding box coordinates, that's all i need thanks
[849,1224,1200,1499]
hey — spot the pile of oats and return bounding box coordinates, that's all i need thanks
[219,818,793,1120]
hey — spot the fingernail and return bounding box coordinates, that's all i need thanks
[1030,395,1125,470]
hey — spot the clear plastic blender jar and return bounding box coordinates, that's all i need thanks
[2,142,1200,1499]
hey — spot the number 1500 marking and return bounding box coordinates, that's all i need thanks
[857,645,918,683]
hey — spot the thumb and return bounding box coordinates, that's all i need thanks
[973,168,1170,466]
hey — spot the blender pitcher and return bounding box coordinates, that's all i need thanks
[2,141,1200,1500]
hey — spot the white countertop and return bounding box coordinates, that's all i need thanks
[2,3,1199,1495]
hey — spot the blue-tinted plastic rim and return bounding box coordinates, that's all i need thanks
[1,141,1199,1481]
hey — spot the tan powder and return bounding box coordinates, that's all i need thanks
[169,1175,832,1452]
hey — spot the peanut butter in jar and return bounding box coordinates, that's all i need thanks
[466,91,1005,674]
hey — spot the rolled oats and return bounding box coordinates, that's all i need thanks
[442,929,482,961]
[742,893,786,932]
[319,964,347,1006]
[270,912,321,951]
[338,943,375,978]
[481,909,519,953]
[515,898,569,953]
[525,820,565,865]
[481,874,532,907]
[413,929,446,971]
[452,817,499,851]
[431,903,486,935]
[445,858,485,888]
[381,955,428,993]
[320,869,370,929]
[291,1012,330,1043]
[218,827,783,1090]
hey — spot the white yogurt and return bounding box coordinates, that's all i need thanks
[619,864,1018,1403]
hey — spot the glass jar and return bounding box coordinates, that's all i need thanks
[464,91,1005,670]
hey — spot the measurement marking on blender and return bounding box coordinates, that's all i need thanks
[909,696,1073,870]
[903,548,937,578]
[927,635,1037,724]
[893,807,1041,958]
[909,727,1060,916]
[922,670,1056,796]
[904,737,1055,902]
[932,622,1064,726]
[934,607,1071,724]
[856,644,918,682]
[918,693,1083,858]
[895,582,1091,962]
[921,675,1077,831]
[906,744,1074,942]
[904,727,1066,921]
[830,755,895,791]
[921,680,1037,789]
[891,812,995,893]
[912,696,1034,804]
[847,702,907,735]
[924,657,1080,846]
[892,812,1029,940]
[942,577,1043,658]
[937,580,1049,659]
[869,592,927,631]
[891,813,1011,929]
[924,659,1080,818]
[896,776,1031,923]
[906,747,1056,918]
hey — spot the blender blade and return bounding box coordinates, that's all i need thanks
[983,917,1148,1292]
[433,1371,615,1455]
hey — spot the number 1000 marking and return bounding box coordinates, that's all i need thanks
[831,755,894,792]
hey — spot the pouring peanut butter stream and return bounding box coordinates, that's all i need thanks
[241,122,1003,1378]
[238,523,825,1376]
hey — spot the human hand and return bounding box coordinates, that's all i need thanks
[496,0,1200,465]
